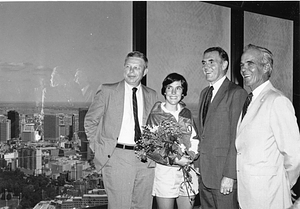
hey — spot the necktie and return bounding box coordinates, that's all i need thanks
[202,86,214,126]
[132,87,142,142]
[241,92,253,120]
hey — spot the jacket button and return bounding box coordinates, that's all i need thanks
[108,155,111,158]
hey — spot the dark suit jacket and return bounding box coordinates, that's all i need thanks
[196,78,247,189]
[84,79,158,171]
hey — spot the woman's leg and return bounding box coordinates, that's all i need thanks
[156,197,175,209]
[176,195,196,209]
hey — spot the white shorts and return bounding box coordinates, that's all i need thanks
[152,163,199,198]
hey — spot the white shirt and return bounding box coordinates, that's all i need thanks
[118,82,144,145]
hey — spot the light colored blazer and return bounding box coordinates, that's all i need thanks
[236,82,300,209]
[197,78,248,189]
[84,79,158,171]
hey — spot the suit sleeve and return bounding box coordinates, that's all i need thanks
[188,122,199,157]
[84,85,106,152]
[194,90,205,168]
[223,88,248,179]
[271,96,300,187]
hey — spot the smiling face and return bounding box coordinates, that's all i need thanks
[123,57,148,87]
[164,81,183,109]
[240,48,269,91]
[202,51,228,85]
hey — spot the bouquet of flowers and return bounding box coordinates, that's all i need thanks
[135,119,187,165]
[135,119,199,203]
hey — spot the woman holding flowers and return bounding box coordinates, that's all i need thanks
[145,73,199,209]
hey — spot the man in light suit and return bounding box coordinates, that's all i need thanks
[236,44,300,209]
[196,47,248,209]
[84,51,158,209]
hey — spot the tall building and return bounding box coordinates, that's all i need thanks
[70,162,83,181]
[18,147,42,175]
[0,116,11,142]
[18,148,36,172]
[19,114,26,136]
[64,114,73,140]
[21,123,35,142]
[78,108,88,132]
[72,113,79,140]
[78,108,88,160]
[59,125,66,138]
[7,110,20,139]
[44,114,59,142]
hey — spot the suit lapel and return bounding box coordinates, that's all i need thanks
[199,86,209,131]
[141,85,151,124]
[237,82,273,134]
[204,78,230,125]
[113,80,125,133]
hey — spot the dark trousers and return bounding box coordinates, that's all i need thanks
[199,176,238,209]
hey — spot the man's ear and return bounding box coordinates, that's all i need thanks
[222,61,228,71]
[143,68,148,77]
[263,63,271,74]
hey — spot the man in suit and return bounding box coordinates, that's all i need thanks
[236,44,300,209]
[84,51,158,209]
[196,47,248,209]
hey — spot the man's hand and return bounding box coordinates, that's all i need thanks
[175,156,192,166]
[220,176,234,195]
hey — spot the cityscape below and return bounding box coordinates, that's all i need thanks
[0,102,107,209]
[0,102,200,209]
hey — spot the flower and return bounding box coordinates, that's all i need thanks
[135,119,187,165]
[134,119,199,204]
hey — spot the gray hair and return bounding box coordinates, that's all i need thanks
[125,51,148,69]
[244,44,273,77]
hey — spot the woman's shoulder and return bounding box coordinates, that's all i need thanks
[151,101,163,112]
[179,103,192,119]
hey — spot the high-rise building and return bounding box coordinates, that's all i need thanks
[7,110,20,139]
[0,116,11,142]
[70,162,83,181]
[78,108,88,132]
[59,125,66,138]
[64,114,73,140]
[72,113,79,140]
[79,108,88,160]
[18,148,36,171]
[21,123,35,142]
[18,147,42,175]
[44,114,59,142]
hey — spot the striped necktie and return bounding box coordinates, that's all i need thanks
[241,92,253,120]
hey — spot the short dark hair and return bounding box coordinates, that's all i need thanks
[161,73,188,99]
[204,47,229,71]
[125,51,148,69]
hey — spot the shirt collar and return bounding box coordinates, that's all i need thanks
[125,82,141,91]
[251,80,270,102]
[210,76,226,99]
[161,102,181,115]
